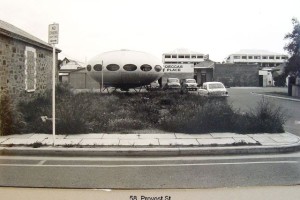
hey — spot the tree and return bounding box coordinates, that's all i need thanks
[284,18,300,75]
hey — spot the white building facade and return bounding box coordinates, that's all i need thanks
[161,49,209,85]
[225,50,288,67]
[163,48,208,65]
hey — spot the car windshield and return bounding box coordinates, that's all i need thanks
[208,83,225,89]
[186,80,196,83]
[168,79,179,83]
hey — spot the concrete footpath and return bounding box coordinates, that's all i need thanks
[0,132,300,156]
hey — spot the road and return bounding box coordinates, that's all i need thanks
[227,87,300,136]
[0,153,300,189]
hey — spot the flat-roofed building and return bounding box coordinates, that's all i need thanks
[163,48,209,65]
[161,48,209,85]
[225,49,288,67]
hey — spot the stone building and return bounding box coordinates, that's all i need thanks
[214,64,259,87]
[0,19,61,104]
[194,62,259,87]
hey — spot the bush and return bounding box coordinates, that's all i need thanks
[240,98,286,133]
[16,85,287,135]
[0,92,24,135]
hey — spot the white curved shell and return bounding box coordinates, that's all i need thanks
[87,50,163,88]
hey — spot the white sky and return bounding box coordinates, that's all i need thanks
[1,0,300,63]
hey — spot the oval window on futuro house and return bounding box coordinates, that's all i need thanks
[154,65,162,72]
[140,64,152,72]
[123,64,137,71]
[86,65,92,71]
[93,64,102,71]
[106,64,120,71]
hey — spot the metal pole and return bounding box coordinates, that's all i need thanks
[101,60,103,92]
[52,44,56,146]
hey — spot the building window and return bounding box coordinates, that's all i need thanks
[25,46,37,92]
[86,65,91,71]
[262,56,267,59]
[254,56,260,59]
[165,55,171,58]
[197,55,203,58]
[123,64,137,71]
[248,56,253,59]
[154,65,162,72]
[106,64,120,71]
[178,55,184,58]
[233,56,240,59]
[282,56,288,60]
[191,55,196,58]
[140,64,152,71]
[185,55,190,58]
[276,56,280,59]
[171,55,177,58]
[93,64,102,71]
[242,56,247,59]
[269,56,274,59]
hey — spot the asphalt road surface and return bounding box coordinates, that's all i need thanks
[0,153,300,189]
[227,87,300,136]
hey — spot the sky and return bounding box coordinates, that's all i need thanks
[1,0,300,63]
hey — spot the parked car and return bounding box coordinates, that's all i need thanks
[181,78,198,92]
[146,80,160,91]
[163,78,181,90]
[198,82,229,97]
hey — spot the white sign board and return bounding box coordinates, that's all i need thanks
[48,24,59,44]
[163,64,194,73]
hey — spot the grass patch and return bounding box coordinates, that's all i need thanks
[12,84,287,135]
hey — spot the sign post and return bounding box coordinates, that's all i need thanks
[48,23,59,146]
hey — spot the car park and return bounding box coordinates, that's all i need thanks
[198,82,229,97]
[163,78,181,90]
[181,78,198,92]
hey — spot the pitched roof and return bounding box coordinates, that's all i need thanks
[194,60,215,68]
[0,19,61,52]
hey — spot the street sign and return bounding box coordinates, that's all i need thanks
[48,23,59,44]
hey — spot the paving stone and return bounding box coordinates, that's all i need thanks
[271,136,300,144]
[211,133,250,138]
[1,138,45,145]
[102,134,139,139]
[196,138,236,145]
[138,134,176,139]
[80,139,120,146]
[159,139,199,146]
[29,134,53,140]
[42,139,82,146]
[119,139,159,146]
[233,137,258,144]
[0,138,9,144]
[250,136,279,145]
[1,134,34,139]
[175,133,213,139]
[66,134,104,139]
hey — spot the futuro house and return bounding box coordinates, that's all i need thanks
[86,49,164,90]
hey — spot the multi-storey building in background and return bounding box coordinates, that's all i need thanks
[162,48,209,65]
[225,49,288,67]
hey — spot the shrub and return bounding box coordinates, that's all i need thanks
[0,92,24,135]
[16,85,287,135]
[240,98,286,133]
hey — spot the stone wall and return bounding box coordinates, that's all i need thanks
[0,34,57,104]
[214,64,259,87]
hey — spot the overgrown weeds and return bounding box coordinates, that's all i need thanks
[13,84,287,135]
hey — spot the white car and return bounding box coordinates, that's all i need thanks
[198,82,229,97]
[181,79,198,92]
